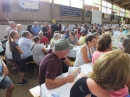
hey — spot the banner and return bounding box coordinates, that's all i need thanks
[18,0,39,10]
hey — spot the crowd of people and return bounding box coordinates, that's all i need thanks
[1,20,130,97]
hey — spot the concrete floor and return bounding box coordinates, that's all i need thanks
[0,65,39,97]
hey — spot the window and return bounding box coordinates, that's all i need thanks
[102,7,106,13]
[54,0,70,6]
[107,8,111,14]
[120,8,125,17]
[102,1,107,6]
[85,0,93,6]
[125,10,130,18]
[113,5,119,16]
[41,0,52,2]
[107,2,112,8]
[71,0,83,8]
[94,0,100,5]
[102,1,112,14]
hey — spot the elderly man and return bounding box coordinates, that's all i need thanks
[4,21,16,39]
[50,33,61,49]
[39,39,75,89]
[31,21,40,36]
[38,31,49,45]
[16,24,23,37]
[18,31,33,62]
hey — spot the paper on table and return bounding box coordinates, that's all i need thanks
[68,67,80,75]
[50,83,72,97]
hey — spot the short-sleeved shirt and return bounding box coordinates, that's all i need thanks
[40,36,49,45]
[39,51,63,85]
[30,43,45,65]
[18,37,32,59]
[4,26,13,37]
[67,37,78,45]
[31,26,40,36]
[11,42,21,61]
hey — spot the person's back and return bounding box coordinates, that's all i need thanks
[92,51,104,64]
[31,43,45,65]
[18,37,32,59]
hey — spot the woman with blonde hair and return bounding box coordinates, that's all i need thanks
[70,50,130,97]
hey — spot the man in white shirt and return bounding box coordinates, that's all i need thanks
[4,21,16,39]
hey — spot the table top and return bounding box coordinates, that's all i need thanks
[40,63,92,97]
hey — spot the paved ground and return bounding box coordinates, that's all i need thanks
[0,64,39,97]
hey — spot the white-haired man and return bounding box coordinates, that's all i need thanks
[31,21,40,36]
[16,24,23,37]
[4,21,16,39]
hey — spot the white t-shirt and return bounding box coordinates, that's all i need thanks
[5,41,12,60]
[4,26,13,37]
[30,43,45,65]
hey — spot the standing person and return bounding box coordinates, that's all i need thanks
[39,39,75,88]
[9,30,29,85]
[51,23,59,38]
[31,21,40,36]
[42,22,48,38]
[62,24,69,32]
[16,24,23,37]
[4,21,16,39]
[0,46,15,97]
[27,24,33,34]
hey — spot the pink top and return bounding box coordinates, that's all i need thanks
[92,50,129,97]
[92,51,105,64]
[110,85,129,97]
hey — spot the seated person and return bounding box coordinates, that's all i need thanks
[74,35,96,67]
[0,56,15,97]
[39,39,75,89]
[50,33,61,49]
[38,31,49,45]
[70,50,130,97]
[31,36,47,66]
[67,31,79,46]
[92,35,112,64]
[18,31,33,62]
[79,30,87,45]
[93,32,100,44]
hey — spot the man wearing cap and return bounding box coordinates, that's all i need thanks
[39,39,75,89]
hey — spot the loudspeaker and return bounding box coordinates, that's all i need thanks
[1,0,11,12]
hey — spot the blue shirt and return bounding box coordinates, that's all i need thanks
[18,37,33,59]
[31,26,40,36]
[123,30,129,34]
[114,31,121,36]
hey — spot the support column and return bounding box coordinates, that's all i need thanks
[51,0,55,22]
